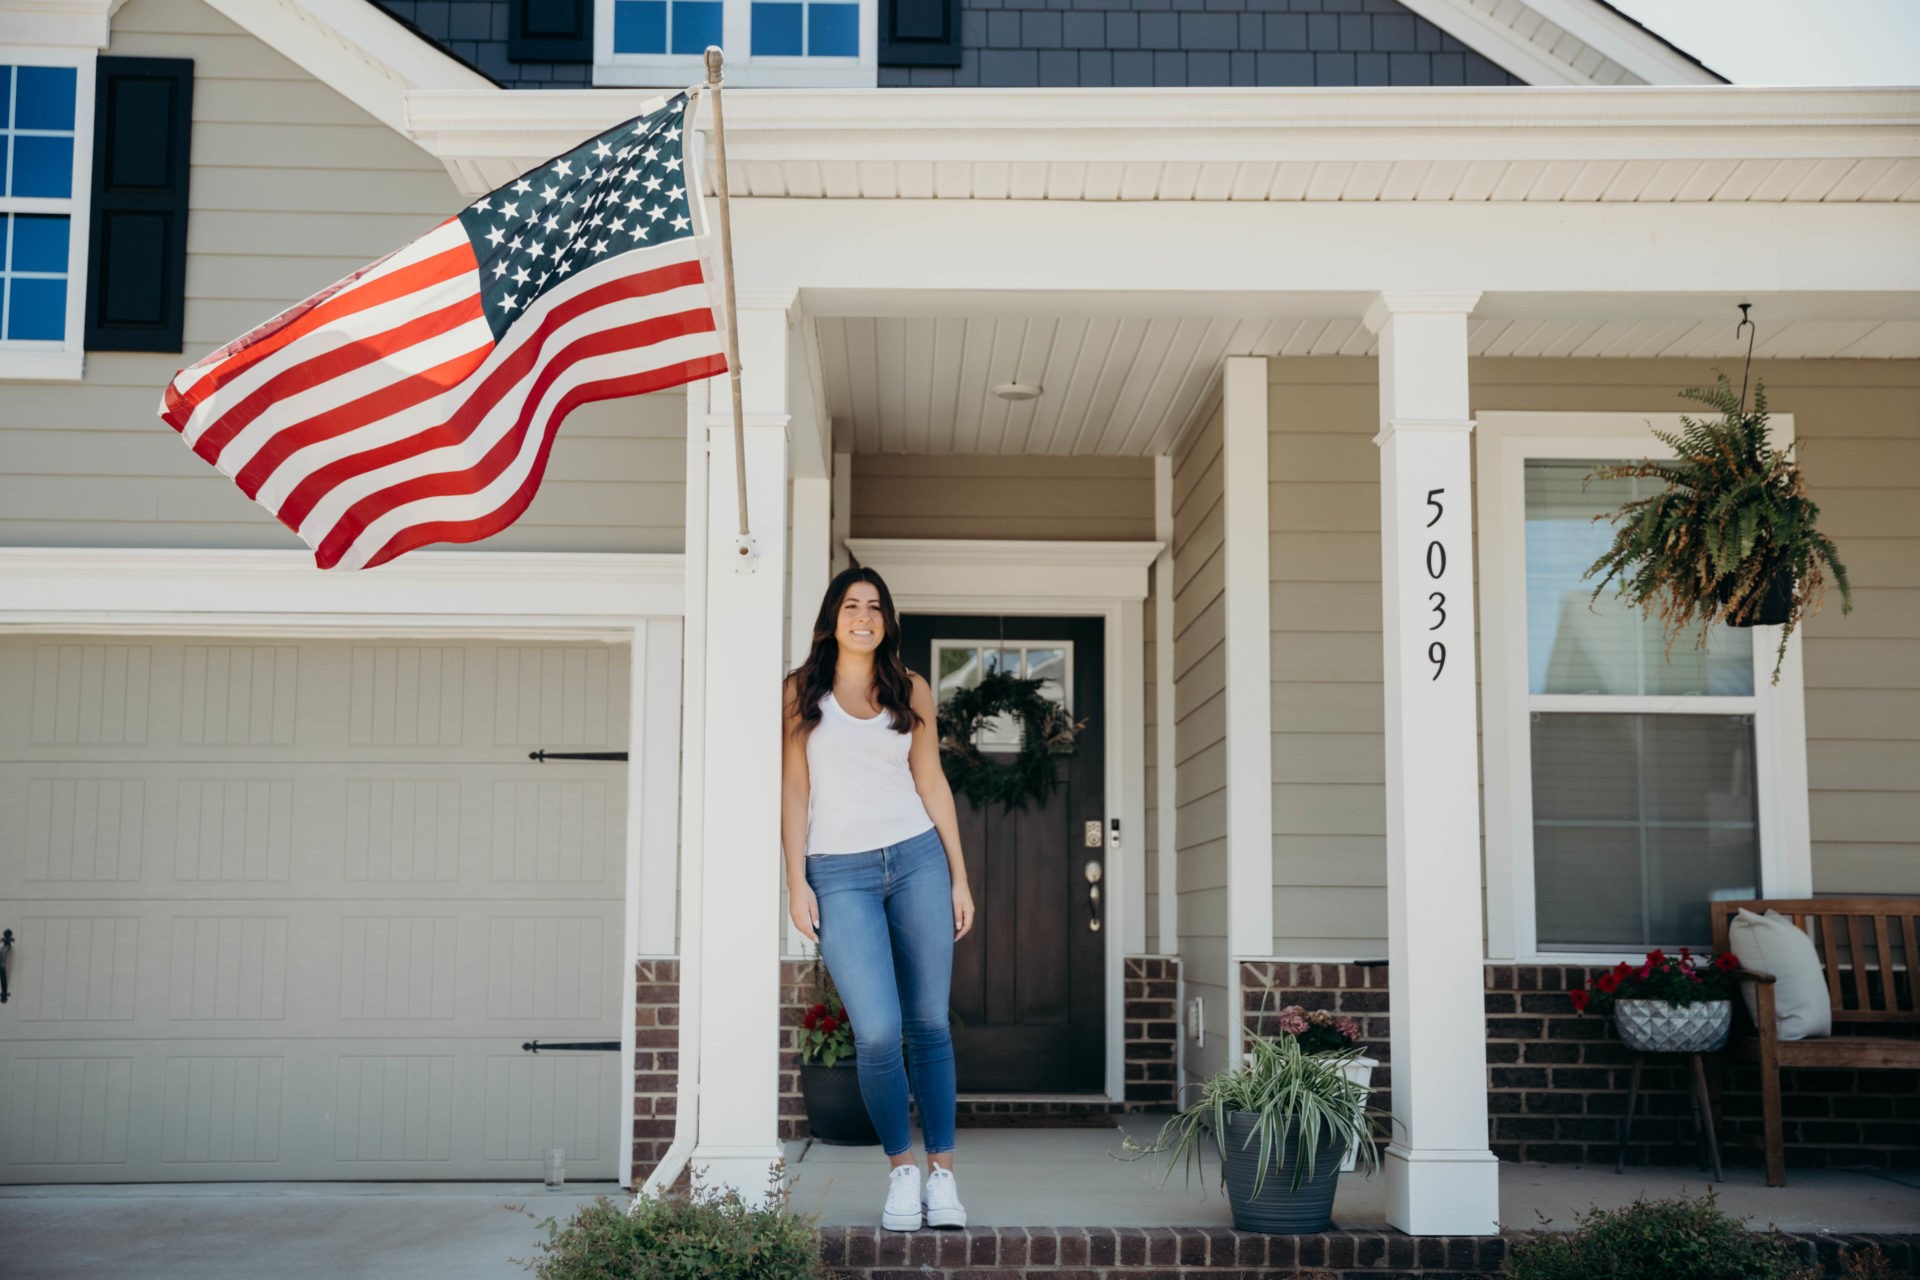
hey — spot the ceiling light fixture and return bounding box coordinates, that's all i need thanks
[991,382,1042,401]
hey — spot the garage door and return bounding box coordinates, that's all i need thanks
[0,637,629,1183]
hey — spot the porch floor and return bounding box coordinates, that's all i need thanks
[781,1113,1920,1233]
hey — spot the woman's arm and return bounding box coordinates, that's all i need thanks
[780,675,818,941]
[907,672,975,939]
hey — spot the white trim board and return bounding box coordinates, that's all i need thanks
[1473,412,1812,963]
[0,544,687,1189]
[844,537,1159,1105]
[1393,0,1722,87]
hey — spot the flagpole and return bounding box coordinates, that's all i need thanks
[700,47,753,556]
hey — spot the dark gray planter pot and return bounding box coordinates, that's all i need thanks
[799,1058,879,1146]
[1219,1111,1346,1234]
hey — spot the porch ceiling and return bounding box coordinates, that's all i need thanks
[814,297,1920,456]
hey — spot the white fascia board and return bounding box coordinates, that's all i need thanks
[405,85,1920,184]
[0,0,123,48]
[0,548,685,631]
[1391,0,1721,87]
[1513,0,1724,86]
[732,200,1920,301]
[201,0,492,141]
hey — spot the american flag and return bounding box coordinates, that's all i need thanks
[160,92,727,571]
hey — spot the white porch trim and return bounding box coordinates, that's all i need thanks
[1364,293,1500,1237]
[1153,456,1178,957]
[1473,412,1814,964]
[688,303,793,1198]
[1221,357,1275,1072]
[844,536,1160,1104]
[0,545,685,1199]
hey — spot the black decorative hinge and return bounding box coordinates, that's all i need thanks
[528,751,629,763]
[522,1039,622,1053]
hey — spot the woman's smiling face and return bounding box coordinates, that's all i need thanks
[835,581,884,654]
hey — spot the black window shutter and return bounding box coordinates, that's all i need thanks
[509,0,592,62]
[881,0,963,67]
[85,56,192,353]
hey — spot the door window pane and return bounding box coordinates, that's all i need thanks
[1532,712,1759,949]
[931,640,1073,753]
[1524,460,1752,697]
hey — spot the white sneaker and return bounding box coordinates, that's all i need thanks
[921,1166,967,1228]
[880,1164,923,1232]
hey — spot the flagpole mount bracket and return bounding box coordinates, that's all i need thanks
[734,532,760,573]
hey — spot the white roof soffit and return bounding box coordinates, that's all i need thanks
[200,0,492,138]
[406,86,1920,203]
[1395,0,1724,87]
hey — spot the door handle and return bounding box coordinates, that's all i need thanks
[1084,859,1103,934]
[1,929,12,1003]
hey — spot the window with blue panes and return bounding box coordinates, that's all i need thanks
[1,63,79,344]
[612,0,724,54]
[750,1,859,56]
[607,0,860,57]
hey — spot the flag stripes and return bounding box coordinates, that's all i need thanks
[160,92,724,570]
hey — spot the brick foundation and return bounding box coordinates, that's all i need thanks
[813,1223,1916,1279]
[1240,961,1920,1172]
[631,958,681,1187]
[1124,955,1182,1110]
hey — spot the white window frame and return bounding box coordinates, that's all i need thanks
[0,46,95,382]
[593,0,877,88]
[1475,411,1813,964]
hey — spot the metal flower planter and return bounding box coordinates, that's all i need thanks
[1613,998,1733,1054]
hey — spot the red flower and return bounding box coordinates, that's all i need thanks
[1568,989,1590,1013]
[1596,972,1620,995]
[802,1009,818,1029]
[820,1015,838,1034]
[1647,949,1667,967]
[1613,961,1633,978]
[1715,952,1740,974]
[1680,946,1693,961]
[811,1003,828,1016]
[1636,964,1651,979]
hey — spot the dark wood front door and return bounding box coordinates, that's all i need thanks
[898,613,1105,1093]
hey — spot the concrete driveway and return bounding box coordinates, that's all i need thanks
[0,1182,617,1280]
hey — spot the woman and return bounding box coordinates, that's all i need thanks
[782,566,977,1232]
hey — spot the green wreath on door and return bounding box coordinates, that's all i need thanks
[936,670,1087,812]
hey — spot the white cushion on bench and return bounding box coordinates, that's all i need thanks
[1728,908,1832,1041]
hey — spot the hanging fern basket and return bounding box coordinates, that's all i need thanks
[937,670,1087,812]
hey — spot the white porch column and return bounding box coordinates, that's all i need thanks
[690,297,794,1197]
[1362,292,1499,1236]
[1221,356,1274,1066]
[785,472,830,958]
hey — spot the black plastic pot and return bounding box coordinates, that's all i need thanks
[1729,565,1795,628]
[799,1058,879,1145]
[1219,1112,1346,1233]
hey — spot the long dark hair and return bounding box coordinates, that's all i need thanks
[787,566,922,739]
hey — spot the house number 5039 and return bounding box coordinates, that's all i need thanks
[1425,487,1447,681]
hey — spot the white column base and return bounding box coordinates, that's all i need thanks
[1383,1143,1501,1237]
[689,1145,792,1206]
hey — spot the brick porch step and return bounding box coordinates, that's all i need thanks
[814,1223,1918,1279]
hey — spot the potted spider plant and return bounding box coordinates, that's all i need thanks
[1584,373,1850,684]
[1119,1030,1378,1233]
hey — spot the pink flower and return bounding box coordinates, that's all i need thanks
[1335,1017,1362,1041]
[1278,1012,1309,1036]
[1307,1009,1335,1028]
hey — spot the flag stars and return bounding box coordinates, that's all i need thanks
[485,225,507,247]
[671,212,690,232]
[512,179,532,195]
[665,155,682,173]
[512,265,532,286]
[592,238,610,255]
[552,159,574,177]
[541,184,560,202]
[646,205,666,223]
[593,141,612,159]
[644,175,663,193]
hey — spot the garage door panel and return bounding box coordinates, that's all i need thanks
[1,636,631,1183]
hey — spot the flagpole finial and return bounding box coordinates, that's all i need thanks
[704,45,724,85]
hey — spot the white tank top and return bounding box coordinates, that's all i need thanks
[804,690,935,856]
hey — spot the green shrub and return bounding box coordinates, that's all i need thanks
[1502,1189,1815,1280]
[527,1164,827,1280]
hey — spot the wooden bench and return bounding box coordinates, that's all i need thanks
[1710,897,1920,1187]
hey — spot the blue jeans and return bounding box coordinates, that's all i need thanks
[804,824,957,1157]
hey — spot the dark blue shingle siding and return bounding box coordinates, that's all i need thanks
[374,0,1524,89]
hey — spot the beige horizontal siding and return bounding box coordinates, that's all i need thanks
[1172,403,1229,1083]
[1261,356,1920,962]
[0,0,685,556]
[847,454,1154,541]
